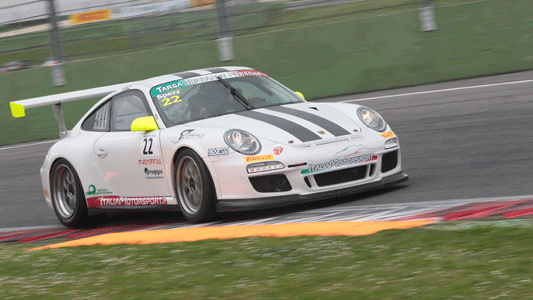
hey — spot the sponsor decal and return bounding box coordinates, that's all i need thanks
[138,158,162,165]
[144,168,164,179]
[70,9,111,24]
[301,153,377,174]
[334,145,372,158]
[273,147,283,155]
[244,154,274,163]
[43,189,49,197]
[208,147,229,156]
[87,184,113,196]
[380,131,395,139]
[190,0,215,8]
[87,196,168,208]
[184,70,267,86]
[151,80,189,97]
[150,70,267,98]
[140,136,160,157]
[179,129,205,140]
[156,89,180,101]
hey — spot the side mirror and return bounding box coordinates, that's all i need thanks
[131,116,159,131]
[294,91,305,100]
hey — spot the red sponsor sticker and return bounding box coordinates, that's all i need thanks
[273,146,283,155]
[236,70,268,77]
[87,196,168,208]
[138,158,162,165]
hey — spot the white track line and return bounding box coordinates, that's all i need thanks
[0,139,58,151]
[341,78,533,103]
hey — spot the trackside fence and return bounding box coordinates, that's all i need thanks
[0,0,432,66]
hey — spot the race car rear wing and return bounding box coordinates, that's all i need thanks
[10,82,134,139]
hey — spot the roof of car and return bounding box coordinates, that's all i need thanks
[141,66,255,88]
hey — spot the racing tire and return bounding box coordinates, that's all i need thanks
[50,159,94,227]
[175,149,217,223]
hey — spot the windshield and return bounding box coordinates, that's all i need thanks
[150,70,305,127]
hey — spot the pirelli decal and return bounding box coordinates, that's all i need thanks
[265,106,351,137]
[380,131,395,139]
[244,154,274,163]
[237,111,321,142]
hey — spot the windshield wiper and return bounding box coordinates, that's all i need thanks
[217,76,253,110]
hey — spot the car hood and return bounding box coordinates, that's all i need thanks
[184,103,362,145]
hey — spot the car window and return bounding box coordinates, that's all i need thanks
[111,90,152,131]
[81,101,111,132]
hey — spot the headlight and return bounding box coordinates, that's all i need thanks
[357,106,387,132]
[224,129,261,155]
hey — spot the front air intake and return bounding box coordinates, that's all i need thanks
[313,165,367,187]
[381,150,398,173]
[249,174,292,193]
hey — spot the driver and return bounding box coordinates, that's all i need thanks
[189,81,247,119]
[188,82,222,119]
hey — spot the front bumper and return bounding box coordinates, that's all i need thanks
[216,171,408,212]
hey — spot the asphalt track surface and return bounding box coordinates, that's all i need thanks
[1,70,533,229]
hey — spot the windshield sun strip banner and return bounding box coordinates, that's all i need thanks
[265,106,351,137]
[237,111,322,142]
[151,70,267,98]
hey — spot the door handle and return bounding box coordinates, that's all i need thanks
[96,148,108,158]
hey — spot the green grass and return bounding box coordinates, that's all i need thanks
[0,0,532,146]
[251,0,420,32]
[2,220,533,299]
[0,2,285,65]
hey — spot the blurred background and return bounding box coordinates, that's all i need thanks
[1,0,532,145]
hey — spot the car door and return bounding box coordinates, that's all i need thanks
[93,89,171,197]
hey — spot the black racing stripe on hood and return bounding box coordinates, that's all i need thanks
[174,71,202,79]
[204,67,231,73]
[236,111,322,142]
[266,106,351,137]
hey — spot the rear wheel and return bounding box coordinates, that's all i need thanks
[51,159,94,227]
[175,149,217,223]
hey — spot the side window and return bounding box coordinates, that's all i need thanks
[81,101,111,132]
[111,90,151,131]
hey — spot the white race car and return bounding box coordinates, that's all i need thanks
[10,66,408,227]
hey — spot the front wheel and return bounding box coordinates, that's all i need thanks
[175,149,217,223]
[51,159,94,227]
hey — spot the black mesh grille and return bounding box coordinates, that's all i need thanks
[381,150,398,173]
[313,165,367,187]
[249,174,292,193]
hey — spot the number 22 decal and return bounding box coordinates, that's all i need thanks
[140,136,159,157]
[143,138,153,155]
[161,95,181,107]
